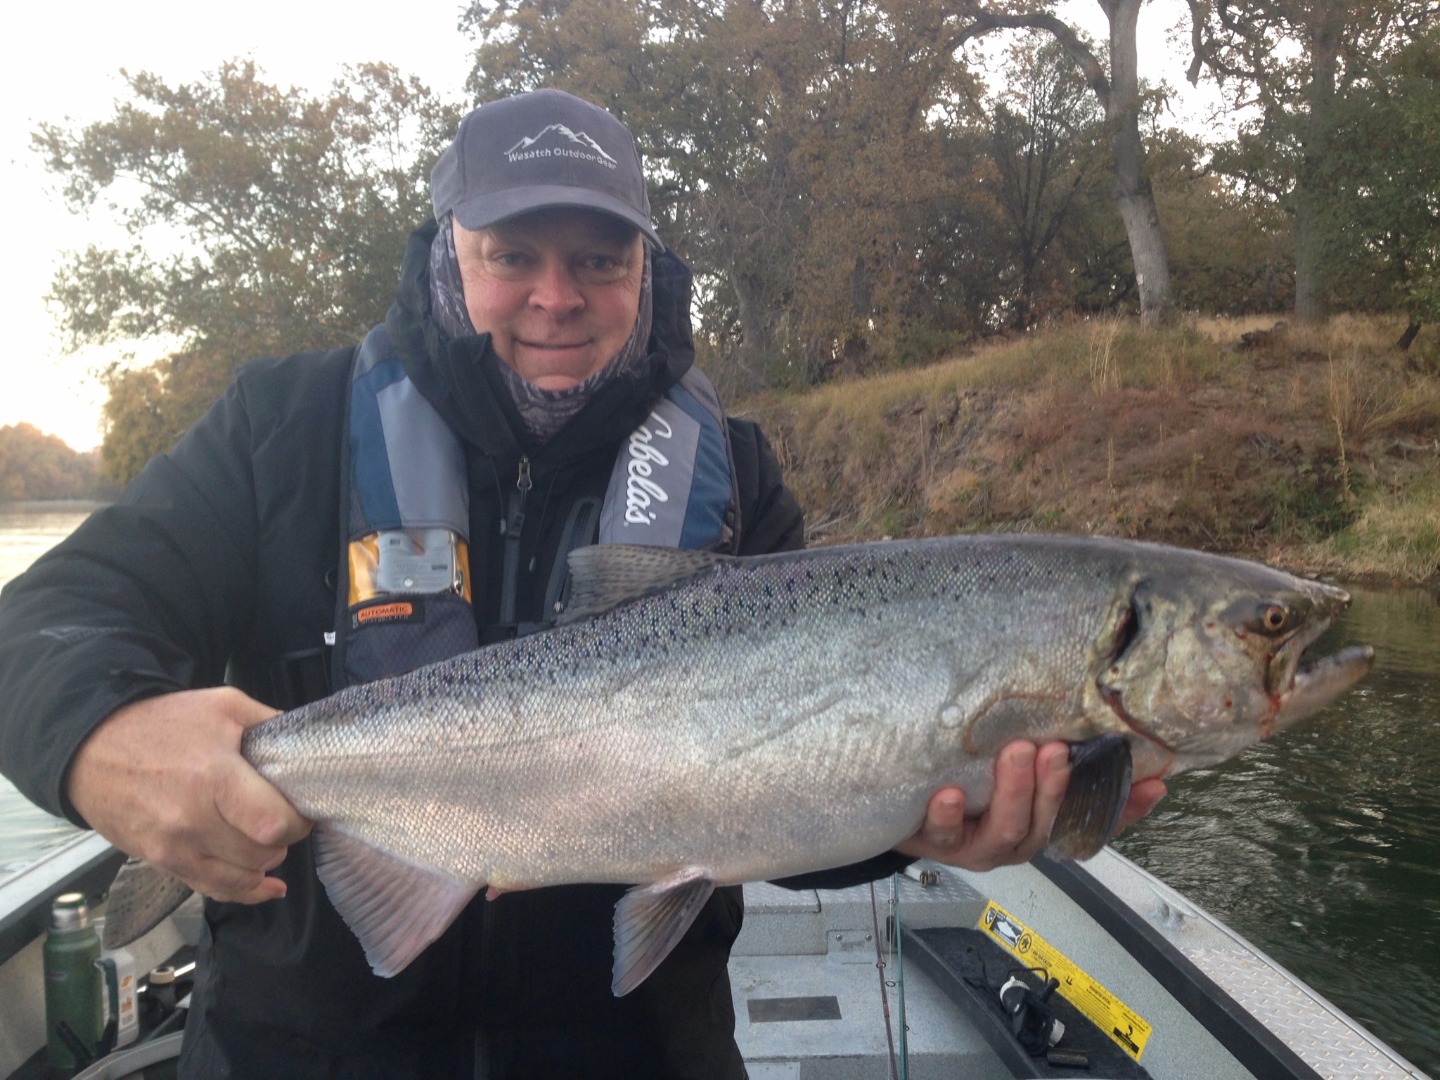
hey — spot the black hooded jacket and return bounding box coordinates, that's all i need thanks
[0,223,904,1078]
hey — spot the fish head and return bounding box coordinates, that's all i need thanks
[1093,560,1374,776]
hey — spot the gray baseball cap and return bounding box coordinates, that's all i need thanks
[431,89,661,248]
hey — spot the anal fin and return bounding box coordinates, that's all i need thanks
[1045,733,1133,861]
[611,868,716,996]
[313,824,479,977]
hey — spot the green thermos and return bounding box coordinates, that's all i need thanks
[43,891,103,1077]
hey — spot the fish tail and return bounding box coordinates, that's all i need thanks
[101,858,195,949]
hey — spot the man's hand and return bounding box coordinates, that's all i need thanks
[66,688,312,903]
[895,741,1166,871]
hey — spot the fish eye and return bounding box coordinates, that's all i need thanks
[1253,603,1291,635]
[1220,597,1297,638]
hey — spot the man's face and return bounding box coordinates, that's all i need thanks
[453,208,646,390]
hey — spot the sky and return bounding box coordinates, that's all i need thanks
[2,0,477,452]
[2,1,1213,453]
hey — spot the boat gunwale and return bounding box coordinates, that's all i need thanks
[0,833,122,966]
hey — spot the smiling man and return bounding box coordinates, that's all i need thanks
[0,89,1161,1078]
[453,209,646,389]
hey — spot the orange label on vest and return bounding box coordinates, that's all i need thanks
[356,601,415,624]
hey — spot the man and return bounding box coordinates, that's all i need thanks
[0,90,1162,1077]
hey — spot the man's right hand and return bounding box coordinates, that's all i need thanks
[66,687,312,904]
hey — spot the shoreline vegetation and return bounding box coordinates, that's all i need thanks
[741,314,1440,587]
[5,315,1437,587]
[0,423,115,504]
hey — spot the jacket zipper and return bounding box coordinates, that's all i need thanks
[498,456,532,628]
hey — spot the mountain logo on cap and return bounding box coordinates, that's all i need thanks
[505,124,619,169]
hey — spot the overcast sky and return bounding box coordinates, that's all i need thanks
[3,1,1207,453]
[2,0,475,451]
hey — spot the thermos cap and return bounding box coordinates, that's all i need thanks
[50,892,91,931]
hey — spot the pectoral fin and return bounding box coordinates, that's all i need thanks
[1045,733,1133,861]
[313,825,479,977]
[611,868,716,996]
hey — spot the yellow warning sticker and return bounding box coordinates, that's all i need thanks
[979,900,1152,1061]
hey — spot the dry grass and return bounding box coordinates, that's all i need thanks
[1304,468,1440,583]
[743,314,1440,582]
[1326,350,1440,442]
[1184,312,1410,354]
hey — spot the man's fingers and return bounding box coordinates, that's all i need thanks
[921,787,965,847]
[1030,742,1072,827]
[211,689,310,846]
[224,689,282,730]
[967,741,1040,858]
[214,763,312,853]
[180,854,290,905]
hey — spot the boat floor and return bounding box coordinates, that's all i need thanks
[3,844,1426,1079]
[729,851,1426,1079]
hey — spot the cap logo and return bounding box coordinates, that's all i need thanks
[505,124,618,170]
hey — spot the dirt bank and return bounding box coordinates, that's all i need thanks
[742,318,1440,583]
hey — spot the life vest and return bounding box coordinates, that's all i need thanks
[330,325,739,690]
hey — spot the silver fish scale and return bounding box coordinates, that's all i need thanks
[242,535,1355,899]
[246,539,1130,893]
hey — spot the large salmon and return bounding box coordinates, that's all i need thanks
[102,536,1373,995]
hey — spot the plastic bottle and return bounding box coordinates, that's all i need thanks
[99,942,139,1049]
[43,892,103,1077]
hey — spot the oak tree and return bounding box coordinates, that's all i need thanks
[37,61,458,482]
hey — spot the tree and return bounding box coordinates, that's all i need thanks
[1185,0,1436,320]
[952,0,1178,325]
[1323,26,1440,342]
[36,61,459,482]
[971,34,1110,326]
[0,424,113,502]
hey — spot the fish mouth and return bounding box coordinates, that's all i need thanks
[1273,641,1375,731]
[1261,583,1371,732]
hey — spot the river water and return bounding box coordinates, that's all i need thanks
[0,504,98,876]
[0,503,1436,1069]
[1113,582,1440,1073]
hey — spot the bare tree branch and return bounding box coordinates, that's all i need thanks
[952,10,1111,112]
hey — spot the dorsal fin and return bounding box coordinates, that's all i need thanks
[560,545,730,624]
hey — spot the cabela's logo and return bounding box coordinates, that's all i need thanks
[505,124,618,169]
[623,412,674,525]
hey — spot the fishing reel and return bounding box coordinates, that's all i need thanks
[999,974,1066,1055]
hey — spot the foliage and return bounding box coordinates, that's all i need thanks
[0,425,114,502]
[970,34,1111,327]
[1188,0,1436,318]
[1149,127,1290,315]
[1321,27,1440,326]
[37,61,460,483]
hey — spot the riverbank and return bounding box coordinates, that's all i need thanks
[743,314,1440,585]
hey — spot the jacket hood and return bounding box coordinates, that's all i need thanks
[386,220,696,465]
